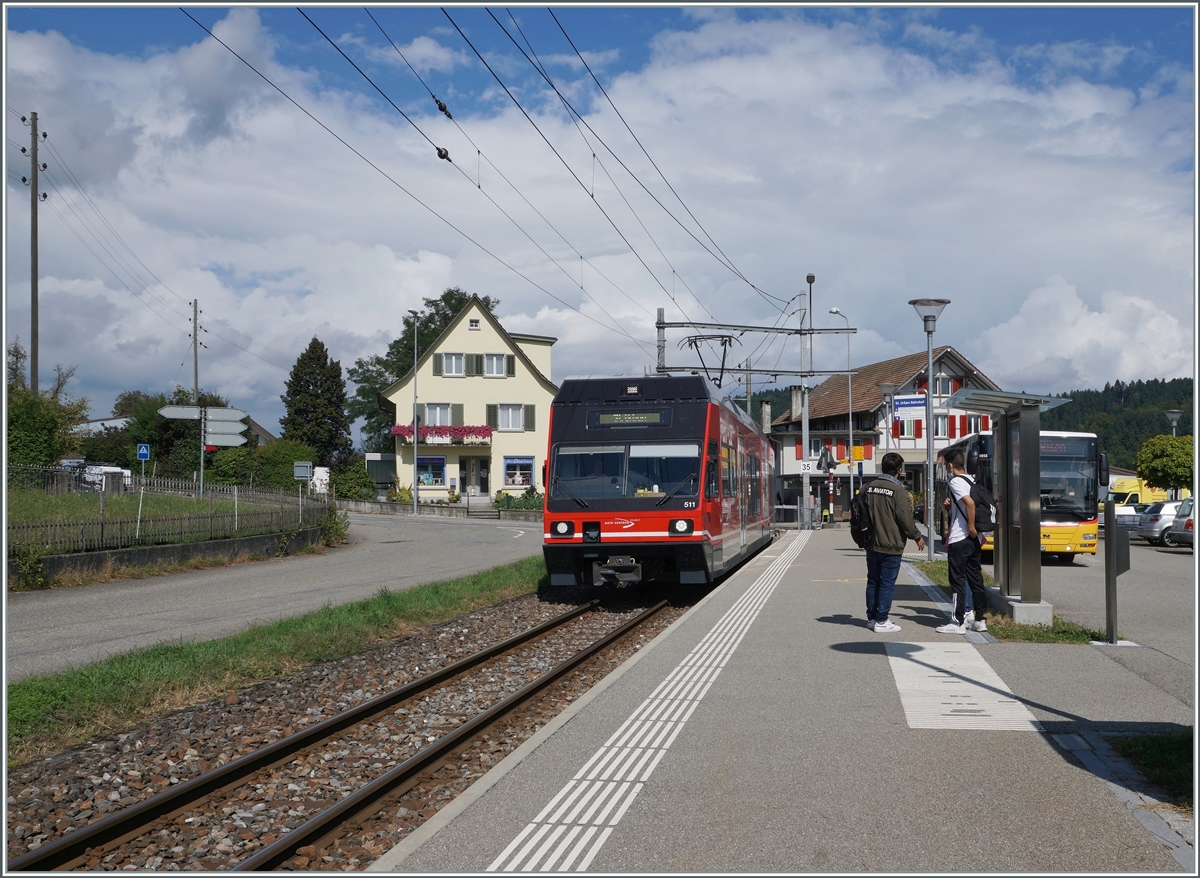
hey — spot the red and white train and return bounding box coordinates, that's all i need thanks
[542,375,776,586]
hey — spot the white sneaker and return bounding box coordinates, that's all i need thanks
[867,620,877,630]
[873,620,901,633]
[969,618,988,632]
[964,610,976,626]
[936,620,968,634]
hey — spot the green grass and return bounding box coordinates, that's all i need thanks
[6,555,547,766]
[6,487,273,523]
[912,560,1108,643]
[1109,730,1194,814]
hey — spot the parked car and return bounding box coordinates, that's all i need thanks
[1166,498,1194,550]
[1115,502,1149,531]
[1137,501,1183,546]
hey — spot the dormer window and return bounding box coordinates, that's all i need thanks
[469,318,480,330]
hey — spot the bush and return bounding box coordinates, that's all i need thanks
[209,446,256,485]
[320,501,350,546]
[388,482,413,504]
[254,440,319,491]
[7,395,61,466]
[331,455,378,500]
[9,542,48,590]
[496,485,545,510]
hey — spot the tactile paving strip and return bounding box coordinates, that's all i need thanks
[885,641,1042,731]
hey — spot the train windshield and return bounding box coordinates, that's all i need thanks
[551,442,700,500]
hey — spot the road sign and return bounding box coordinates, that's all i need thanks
[817,446,836,473]
[158,405,202,420]
[206,407,247,421]
[205,420,247,436]
[205,435,248,447]
[797,459,817,474]
[294,461,313,480]
[136,444,150,461]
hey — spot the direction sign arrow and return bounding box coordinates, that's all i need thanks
[206,407,248,421]
[158,405,202,420]
[204,434,249,447]
[205,421,247,436]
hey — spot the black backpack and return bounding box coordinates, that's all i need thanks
[849,488,873,549]
[952,474,996,533]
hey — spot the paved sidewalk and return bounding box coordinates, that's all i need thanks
[378,529,1192,873]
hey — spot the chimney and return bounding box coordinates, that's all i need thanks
[760,401,772,435]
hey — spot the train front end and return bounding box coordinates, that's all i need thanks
[542,376,715,587]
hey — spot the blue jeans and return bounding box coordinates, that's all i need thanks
[865,550,903,624]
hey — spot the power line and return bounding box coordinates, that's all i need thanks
[304,9,652,352]
[178,8,654,352]
[443,8,711,333]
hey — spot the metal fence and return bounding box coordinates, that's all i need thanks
[773,504,824,530]
[7,465,328,556]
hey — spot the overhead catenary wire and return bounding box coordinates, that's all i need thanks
[442,8,713,335]
[304,9,653,354]
[179,8,654,353]
[365,9,657,328]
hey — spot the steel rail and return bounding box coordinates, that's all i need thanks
[7,600,600,872]
[234,599,670,871]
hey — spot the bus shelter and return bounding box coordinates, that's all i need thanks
[945,388,1069,612]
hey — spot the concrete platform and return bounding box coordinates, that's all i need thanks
[374,530,1191,873]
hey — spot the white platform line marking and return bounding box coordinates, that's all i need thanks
[486,532,808,871]
[885,641,1042,731]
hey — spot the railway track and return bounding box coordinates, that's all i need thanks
[8,598,674,872]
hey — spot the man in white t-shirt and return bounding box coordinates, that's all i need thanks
[936,449,988,635]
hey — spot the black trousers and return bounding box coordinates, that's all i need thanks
[947,537,986,624]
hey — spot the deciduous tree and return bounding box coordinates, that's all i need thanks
[1136,434,1193,493]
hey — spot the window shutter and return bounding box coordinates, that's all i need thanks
[863,438,873,460]
[891,420,901,440]
[420,403,428,426]
[981,415,990,431]
[464,355,476,377]
[795,438,802,459]
[524,404,535,431]
[432,354,442,377]
[949,416,957,439]
[959,414,968,435]
[452,403,464,426]
[486,404,498,429]
[914,419,923,439]
[506,354,516,377]
[836,438,846,459]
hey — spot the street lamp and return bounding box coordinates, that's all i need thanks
[800,273,815,527]
[1166,409,1184,438]
[830,308,853,502]
[877,381,898,453]
[409,309,420,515]
[909,298,950,561]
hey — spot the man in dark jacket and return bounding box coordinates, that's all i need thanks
[863,452,925,632]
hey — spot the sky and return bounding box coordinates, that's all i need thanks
[4,5,1195,444]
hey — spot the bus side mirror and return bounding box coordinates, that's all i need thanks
[1099,452,1109,487]
[966,445,979,475]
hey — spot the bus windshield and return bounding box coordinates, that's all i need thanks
[551,442,700,500]
[1040,455,1098,519]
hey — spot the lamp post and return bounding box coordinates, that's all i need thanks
[801,273,815,527]
[409,309,420,515]
[830,308,853,502]
[877,381,898,453]
[909,298,950,561]
[1166,409,1184,438]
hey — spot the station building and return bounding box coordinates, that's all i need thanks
[378,296,557,502]
[769,345,1002,517]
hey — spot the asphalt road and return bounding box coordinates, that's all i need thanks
[5,514,543,683]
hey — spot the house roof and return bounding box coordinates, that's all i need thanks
[772,345,1001,425]
[247,417,276,445]
[380,295,558,405]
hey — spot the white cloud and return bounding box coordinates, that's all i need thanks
[5,11,1192,443]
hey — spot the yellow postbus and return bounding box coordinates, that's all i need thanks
[935,430,1108,563]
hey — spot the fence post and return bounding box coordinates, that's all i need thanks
[80,521,85,553]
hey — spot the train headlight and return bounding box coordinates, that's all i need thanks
[669,519,694,536]
[551,521,574,537]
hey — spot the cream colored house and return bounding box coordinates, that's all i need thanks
[379,296,557,502]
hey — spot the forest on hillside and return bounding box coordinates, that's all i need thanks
[1040,377,1193,470]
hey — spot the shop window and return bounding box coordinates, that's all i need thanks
[504,457,534,487]
[417,456,446,486]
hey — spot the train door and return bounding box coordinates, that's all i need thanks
[738,438,747,550]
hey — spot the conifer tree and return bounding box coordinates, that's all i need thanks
[280,337,352,467]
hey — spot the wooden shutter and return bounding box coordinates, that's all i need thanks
[795,437,803,459]
[891,420,901,439]
[981,415,990,431]
[836,438,847,460]
[524,404,535,431]
[863,438,873,460]
[959,415,968,435]
[432,354,442,376]
[949,416,957,439]
[506,354,516,377]
[451,404,464,426]
[914,419,923,439]
[486,404,498,429]
[464,355,476,377]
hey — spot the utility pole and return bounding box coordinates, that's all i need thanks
[192,299,200,404]
[657,308,666,372]
[802,273,815,526]
[25,112,48,395]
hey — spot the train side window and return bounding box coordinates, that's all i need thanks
[721,444,733,497]
[705,455,719,499]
